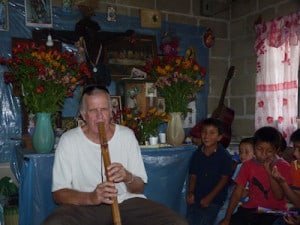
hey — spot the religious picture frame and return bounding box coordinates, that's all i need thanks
[156,97,165,113]
[183,101,196,128]
[25,0,53,28]
[111,95,122,124]
[145,82,157,97]
[107,5,116,22]
[0,0,9,31]
[104,34,157,79]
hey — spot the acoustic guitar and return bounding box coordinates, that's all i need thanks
[211,66,235,148]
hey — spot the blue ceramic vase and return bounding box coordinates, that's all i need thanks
[32,113,55,153]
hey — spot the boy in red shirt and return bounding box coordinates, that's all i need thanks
[219,126,292,225]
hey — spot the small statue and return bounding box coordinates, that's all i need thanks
[74,5,111,86]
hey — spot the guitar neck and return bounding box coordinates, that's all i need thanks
[218,78,230,107]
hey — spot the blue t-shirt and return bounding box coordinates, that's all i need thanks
[189,144,233,205]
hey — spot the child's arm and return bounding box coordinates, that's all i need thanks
[265,160,284,199]
[219,184,244,225]
[200,175,229,207]
[186,174,196,205]
[272,166,300,208]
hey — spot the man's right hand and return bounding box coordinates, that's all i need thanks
[89,181,117,205]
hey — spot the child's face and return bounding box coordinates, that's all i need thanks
[254,141,277,163]
[239,143,254,162]
[293,141,300,161]
[201,125,222,149]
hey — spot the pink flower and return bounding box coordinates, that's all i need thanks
[278,116,284,123]
[258,101,264,108]
[267,116,274,124]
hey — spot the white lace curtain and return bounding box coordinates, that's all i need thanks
[255,11,300,143]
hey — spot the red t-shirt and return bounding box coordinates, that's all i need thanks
[235,158,292,210]
[290,160,300,189]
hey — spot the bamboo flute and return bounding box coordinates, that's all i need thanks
[98,122,122,225]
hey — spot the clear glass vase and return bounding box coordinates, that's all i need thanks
[166,112,185,146]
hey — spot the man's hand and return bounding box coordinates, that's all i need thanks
[89,181,117,205]
[107,162,130,183]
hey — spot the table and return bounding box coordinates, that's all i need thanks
[13,145,197,225]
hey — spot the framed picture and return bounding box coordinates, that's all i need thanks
[104,34,157,79]
[145,82,157,97]
[183,101,196,128]
[0,0,9,31]
[119,79,158,117]
[156,97,165,113]
[107,5,116,22]
[25,0,53,28]
[111,95,122,124]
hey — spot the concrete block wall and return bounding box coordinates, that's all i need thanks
[228,0,300,139]
[50,0,299,140]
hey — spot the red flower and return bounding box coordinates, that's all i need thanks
[35,85,45,94]
[278,116,284,123]
[258,100,264,108]
[3,42,92,113]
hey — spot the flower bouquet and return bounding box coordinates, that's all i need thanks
[143,54,206,116]
[122,107,169,144]
[2,42,92,114]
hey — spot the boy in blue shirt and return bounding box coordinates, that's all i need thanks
[186,118,233,225]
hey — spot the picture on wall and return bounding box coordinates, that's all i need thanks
[0,0,9,31]
[25,0,53,28]
[183,101,196,128]
[156,97,165,113]
[111,95,122,124]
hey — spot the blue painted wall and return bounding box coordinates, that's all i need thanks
[0,0,208,162]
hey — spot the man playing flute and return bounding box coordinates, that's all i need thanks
[42,84,187,225]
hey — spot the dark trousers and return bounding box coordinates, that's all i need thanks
[42,197,188,225]
[230,207,280,225]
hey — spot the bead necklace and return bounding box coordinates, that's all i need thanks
[82,38,102,73]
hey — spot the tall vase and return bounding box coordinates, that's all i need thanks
[32,112,55,153]
[166,112,185,146]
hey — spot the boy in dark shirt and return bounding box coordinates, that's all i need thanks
[186,118,233,225]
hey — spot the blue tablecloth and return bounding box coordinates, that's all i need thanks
[14,145,197,225]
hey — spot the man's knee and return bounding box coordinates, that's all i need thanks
[42,205,79,225]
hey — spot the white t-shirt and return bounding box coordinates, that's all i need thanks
[52,125,148,203]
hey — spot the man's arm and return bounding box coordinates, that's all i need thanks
[124,171,145,193]
[53,181,117,205]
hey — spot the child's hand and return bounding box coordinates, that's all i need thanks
[271,165,286,184]
[219,218,230,225]
[242,188,249,198]
[283,215,300,225]
[263,158,275,174]
[200,195,212,208]
[186,192,195,205]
